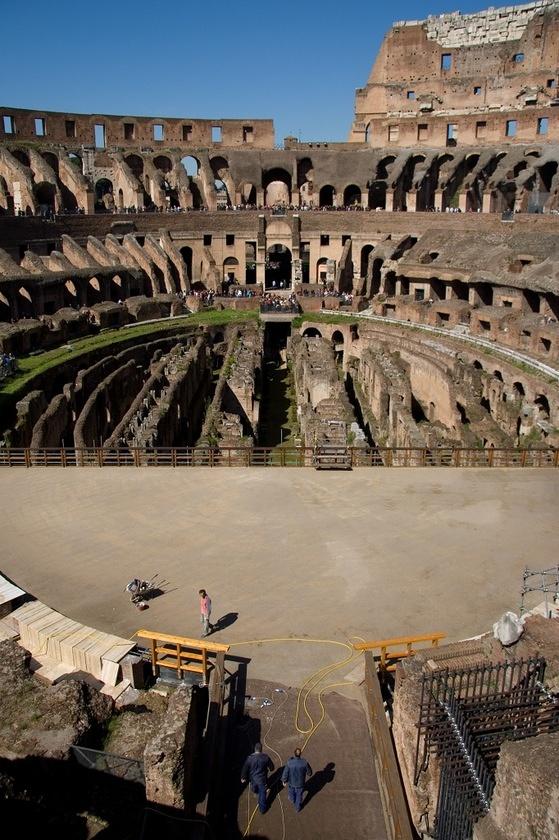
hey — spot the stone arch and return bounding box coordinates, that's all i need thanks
[364,122,371,143]
[512,381,525,398]
[153,155,172,174]
[343,184,361,206]
[41,151,59,174]
[64,279,78,305]
[368,181,386,209]
[68,152,82,170]
[12,149,30,168]
[94,179,114,213]
[360,245,375,281]
[376,156,396,180]
[210,156,232,207]
[302,327,322,338]
[332,330,344,345]
[266,244,292,288]
[534,394,550,419]
[319,185,335,207]
[125,154,144,179]
[18,285,34,317]
[473,360,484,370]
[539,161,558,193]
[181,155,201,177]
[316,257,328,282]
[180,246,193,282]
[239,182,256,206]
[34,181,56,213]
[371,258,384,295]
[223,256,239,284]
[88,277,102,305]
[263,168,291,205]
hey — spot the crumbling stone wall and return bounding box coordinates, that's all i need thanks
[74,359,144,448]
[289,334,356,448]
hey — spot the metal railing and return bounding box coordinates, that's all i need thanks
[0,446,557,468]
[71,745,145,785]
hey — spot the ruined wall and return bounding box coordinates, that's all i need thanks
[351,1,559,147]
[30,392,72,448]
[73,360,145,448]
[0,107,274,149]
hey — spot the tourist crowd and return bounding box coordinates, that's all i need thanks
[0,353,17,380]
[260,293,299,313]
[298,287,354,304]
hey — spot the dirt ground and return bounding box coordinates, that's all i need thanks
[1,467,558,687]
[223,677,388,840]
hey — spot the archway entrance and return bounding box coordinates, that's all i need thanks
[265,245,292,289]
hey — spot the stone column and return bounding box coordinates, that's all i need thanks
[385,190,395,212]
[458,192,468,212]
[407,191,417,213]
[433,190,443,212]
[482,192,492,214]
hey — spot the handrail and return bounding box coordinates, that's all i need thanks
[354,632,446,671]
[136,629,229,654]
[0,446,556,467]
[136,629,229,686]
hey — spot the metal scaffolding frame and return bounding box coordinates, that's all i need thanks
[520,565,559,617]
[414,658,559,840]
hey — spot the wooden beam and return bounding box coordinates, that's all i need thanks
[353,632,446,651]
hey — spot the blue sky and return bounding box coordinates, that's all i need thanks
[1,0,507,142]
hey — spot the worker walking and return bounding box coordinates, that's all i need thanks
[241,742,275,814]
[199,588,212,637]
[282,747,313,812]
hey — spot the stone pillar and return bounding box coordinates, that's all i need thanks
[361,191,369,209]
[458,192,468,213]
[482,192,492,214]
[407,191,417,213]
[385,190,395,212]
[85,191,95,215]
[257,189,265,207]
[335,192,344,208]
[434,191,443,212]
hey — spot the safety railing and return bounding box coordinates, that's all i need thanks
[0,446,557,468]
[136,629,229,686]
[354,633,447,672]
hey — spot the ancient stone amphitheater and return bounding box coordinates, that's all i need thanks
[0,3,558,840]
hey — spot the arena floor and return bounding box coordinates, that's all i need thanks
[1,467,558,685]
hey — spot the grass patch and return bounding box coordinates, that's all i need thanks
[291,312,358,328]
[0,309,257,402]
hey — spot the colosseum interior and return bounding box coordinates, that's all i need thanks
[0,2,558,840]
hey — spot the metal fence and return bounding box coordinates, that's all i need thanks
[71,745,145,785]
[414,657,559,840]
[0,446,557,468]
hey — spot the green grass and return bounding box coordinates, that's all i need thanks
[0,309,257,403]
[291,312,358,328]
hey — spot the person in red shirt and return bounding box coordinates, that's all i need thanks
[199,589,212,637]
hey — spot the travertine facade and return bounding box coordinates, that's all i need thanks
[351,0,559,147]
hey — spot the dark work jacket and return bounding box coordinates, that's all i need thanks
[281,756,312,788]
[241,751,274,785]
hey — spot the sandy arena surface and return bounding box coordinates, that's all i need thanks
[1,467,557,685]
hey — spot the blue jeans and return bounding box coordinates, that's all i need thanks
[251,781,267,813]
[288,785,304,812]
